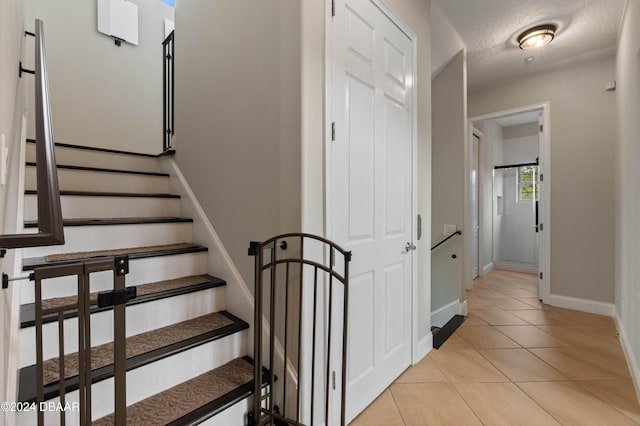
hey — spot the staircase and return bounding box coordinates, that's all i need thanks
[15,140,257,425]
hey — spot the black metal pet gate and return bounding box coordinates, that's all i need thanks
[248,234,351,426]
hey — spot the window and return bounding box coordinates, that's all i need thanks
[160,0,174,7]
[518,165,539,201]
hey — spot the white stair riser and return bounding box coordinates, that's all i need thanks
[15,331,247,424]
[24,194,181,220]
[26,144,159,173]
[23,222,193,258]
[18,286,226,367]
[25,167,170,194]
[20,252,208,304]
[200,399,250,426]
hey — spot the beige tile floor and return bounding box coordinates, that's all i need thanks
[350,270,640,425]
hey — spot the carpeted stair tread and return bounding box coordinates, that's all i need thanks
[42,312,234,386]
[93,357,254,426]
[23,243,207,271]
[20,275,225,328]
[18,311,248,403]
[44,243,198,262]
[24,217,193,228]
[43,275,212,311]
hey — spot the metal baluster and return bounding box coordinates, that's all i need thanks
[35,275,44,426]
[310,266,318,425]
[58,312,66,426]
[325,249,334,423]
[269,247,276,424]
[113,268,126,425]
[296,236,304,420]
[283,262,290,418]
[77,271,88,425]
[341,251,351,426]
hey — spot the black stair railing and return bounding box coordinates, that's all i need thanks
[0,19,64,258]
[431,230,462,251]
[162,30,175,153]
[248,234,351,426]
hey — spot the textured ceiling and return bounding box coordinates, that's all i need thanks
[433,0,626,89]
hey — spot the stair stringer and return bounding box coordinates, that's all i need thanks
[160,158,300,409]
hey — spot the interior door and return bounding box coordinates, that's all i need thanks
[330,0,414,421]
[472,133,480,279]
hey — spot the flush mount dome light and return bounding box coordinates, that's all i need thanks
[518,24,556,50]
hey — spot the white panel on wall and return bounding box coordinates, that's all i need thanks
[97,0,139,45]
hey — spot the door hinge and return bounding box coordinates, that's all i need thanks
[332,0,336,17]
[539,223,543,231]
[332,371,336,390]
[539,124,543,132]
[539,272,543,280]
[540,173,543,182]
[331,122,336,141]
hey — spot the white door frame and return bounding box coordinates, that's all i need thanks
[324,0,419,420]
[468,102,551,302]
[472,127,482,281]
[468,126,484,289]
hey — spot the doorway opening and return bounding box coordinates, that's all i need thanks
[468,103,551,301]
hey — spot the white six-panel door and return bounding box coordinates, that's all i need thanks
[330,0,415,421]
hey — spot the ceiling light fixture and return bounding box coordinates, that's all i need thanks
[518,24,556,50]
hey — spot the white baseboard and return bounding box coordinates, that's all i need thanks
[482,262,494,275]
[547,294,615,316]
[415,333,433,363]
[613,308,640,403]
[431,299,463,328]
[494,262,538,275]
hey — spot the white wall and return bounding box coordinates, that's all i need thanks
[615,0,640,390]
[176,0,433,360]
[431,50,465,312]
[0,0,24,238]
[469,52,616,303]
[25,0,173,154]
[430,1,464,78]
[0,0,26,417]
[174,0,301,289]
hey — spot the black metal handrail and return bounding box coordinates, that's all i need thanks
[162,30,174,152]
[431,230,462,251]
[249,233,351,426]
[0,19,64,257]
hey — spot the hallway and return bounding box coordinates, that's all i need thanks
[351,270,640,425]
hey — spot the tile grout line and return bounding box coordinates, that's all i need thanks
[468,272,639,423]
[466,273,565,425]
[387,387,407,426]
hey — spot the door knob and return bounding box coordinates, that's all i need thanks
[404,242,416,252]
